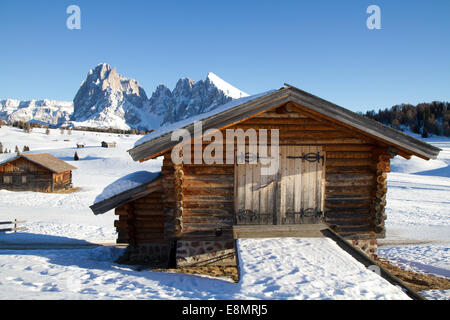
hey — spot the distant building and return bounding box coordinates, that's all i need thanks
[76,143,85,148]
[101,141,116,148]
[0,153,77,192]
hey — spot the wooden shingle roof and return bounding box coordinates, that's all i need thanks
[1,153,77,173]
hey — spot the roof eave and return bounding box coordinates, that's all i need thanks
[127,85,441,162]
[90,176,163,215]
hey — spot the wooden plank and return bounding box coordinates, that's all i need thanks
[279,146,287,224]
[233,224,328,238]
[245,158,253,211]
[293,146,302,217]
[259,161,268,224]
[252,161,261,221]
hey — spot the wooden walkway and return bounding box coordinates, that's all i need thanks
[233,223,329,239]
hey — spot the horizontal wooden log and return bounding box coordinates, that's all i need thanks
[326,166,374,174]
[183,180,234,189]
[182,166,234,175]
[182,187,234,196]
[115,220,164,229]
[325,218,371,225]
[325,186,373,195]
[235,118,322,126]
[325,199,372,208]
[234,124,335,131]
[326,152,373,159]
[325,179,375,187]
[325,213,371,220]
[325,206,371,214]
[326,159,375,167]
[132,203,164,209]
[326,173,375,181]
[182,208,234,216]
[183,174,234,182]
[132,209,165,216]
[326,194,373,201]
[272,138,369,145]
[182,200,234,209]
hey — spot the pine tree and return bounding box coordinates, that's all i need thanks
[15,145,19,153]
[74,152,79,161]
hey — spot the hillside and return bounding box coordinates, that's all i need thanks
[364,101,450,137]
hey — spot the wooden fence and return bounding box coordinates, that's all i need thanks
[0,219,27,233]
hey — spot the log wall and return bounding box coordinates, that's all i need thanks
[115,191,165,244]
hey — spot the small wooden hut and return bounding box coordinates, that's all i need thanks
[0,153,77,192]
[90,85,440,266]
[101,141,116,148]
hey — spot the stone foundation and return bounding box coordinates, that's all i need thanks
[351,238,378,259]
[119,242,173,266]
[176,240,237,267]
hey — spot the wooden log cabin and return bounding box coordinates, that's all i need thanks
[0,153,77,192]
[90,85,440,266]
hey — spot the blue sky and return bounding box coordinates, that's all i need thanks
[0,0,449,112]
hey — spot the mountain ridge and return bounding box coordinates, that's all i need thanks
[0,63,248,131]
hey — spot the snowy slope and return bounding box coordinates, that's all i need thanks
[0,125,162,243]
[377,134,450,298]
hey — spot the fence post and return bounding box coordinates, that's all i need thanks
[14,219,17,232]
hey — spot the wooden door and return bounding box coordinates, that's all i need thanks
[235,146,325,225]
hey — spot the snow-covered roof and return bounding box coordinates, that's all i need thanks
[90,170,162,215]
[94,171,160,205]
[129,84,441,162]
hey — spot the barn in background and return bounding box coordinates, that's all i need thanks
[0,153,77,192]
[91,84,440,267]
[101,141,116,148]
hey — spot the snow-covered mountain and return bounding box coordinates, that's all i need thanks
[0,99,73,126]
[160,72,248,125]
[71,63,150,130]
[0,64,249,130]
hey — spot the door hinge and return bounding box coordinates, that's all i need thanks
[287,152,324,164]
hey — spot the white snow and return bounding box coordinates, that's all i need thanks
[0,238,410,300]
[93,170,161,205]
[134,90,276,148]
[206,72,249,99]
[376,133,450,300]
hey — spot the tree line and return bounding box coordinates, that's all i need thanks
[363,101,450,138]
[2,120,153,136]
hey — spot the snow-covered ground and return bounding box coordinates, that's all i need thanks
[0,238,409,300]
[0,126,448,299]
[378,134,450,299]
[0,126,162,243]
